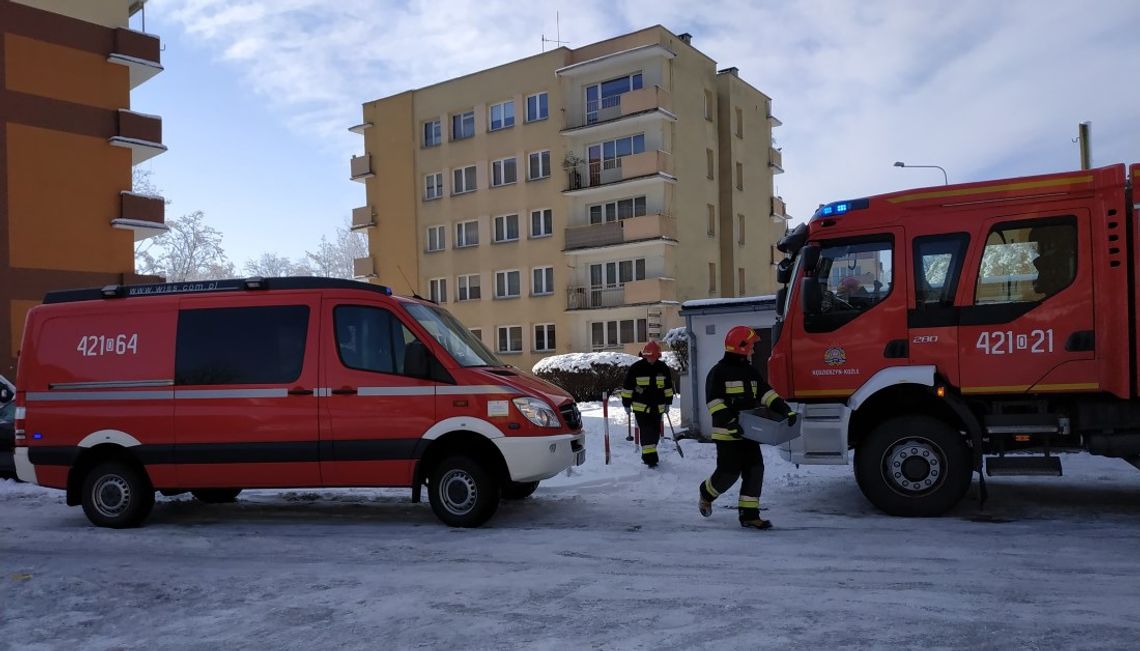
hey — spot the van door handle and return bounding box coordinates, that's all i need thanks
[288,387,314,396]
[331,387,358,395]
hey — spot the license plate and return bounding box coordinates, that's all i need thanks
[574,449,586,466]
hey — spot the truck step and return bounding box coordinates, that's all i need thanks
[986,456,1063,477]
[983,414,1060,435]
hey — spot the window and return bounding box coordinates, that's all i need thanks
[489,100,515,131]
[618,258,646,283]
[708,262,717,293]
[495,269,521,298]
[738,268,746,296]
[451,110,475,140]
[735,107,743,138]
[469,328,482,342]
[491,157,517,187]
[424,172,443,200]
[589,259,645,289]
[528,150,551,180]
[736,162,744,190]
[429,277,447,303]
[333,305,422,375]
[176,306,308,385]
[534,324,556,352]
[526,92,549,122]
[530,209,553,238]
[452,165,477,194]
[457,273,482,301]
[426,225,445,252]
[704,89,714,120]
[493,214,519,243]
[706,148,715,179]
[532,266,554,295]
[455,220,479,248]
[738,214,745,246]
[914,233,970,307]
[587,134,646,181]
[805,237,894,333]
[585,72,643,124]
[707,204,716,237]
[590,318,648,349]
[497,325,523,353]
[974,219,1076,305]
[423,119,441,147]
[588,197,646,224]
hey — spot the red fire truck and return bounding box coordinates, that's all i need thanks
[770,163,1139,516]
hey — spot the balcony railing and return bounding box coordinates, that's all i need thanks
[107,109,166,164]
[770,196,788,222]
[565,150,673,191]
[110,191,166,241]
[769,147,784,174]
[565,277,675,310]
[624,277,676,304]
[569,85,673,130]
[564,213,676,251]
[108,27,162,88]
[567,285,624,310]
[350,154,374,182]
[351,205,375,230]
[352,256,375,278]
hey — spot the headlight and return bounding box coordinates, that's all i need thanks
[512,397,561,428]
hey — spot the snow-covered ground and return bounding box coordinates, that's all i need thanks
[2,397,1139,650]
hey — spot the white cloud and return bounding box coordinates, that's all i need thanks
[154,0,1140,222]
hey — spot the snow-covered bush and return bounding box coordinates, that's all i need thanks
[532,351,681,402]
[664,327,689,374]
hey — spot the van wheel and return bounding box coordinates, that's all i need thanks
[428,456,499,527]
[502,481,540,500]
[81,461,155,528]
[191,489,242,503]
[855,415,972,517]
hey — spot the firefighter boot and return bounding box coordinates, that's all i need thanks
[698,480,716,517]
[740,517,773,530]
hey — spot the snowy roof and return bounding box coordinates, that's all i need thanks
[680,294,778,316]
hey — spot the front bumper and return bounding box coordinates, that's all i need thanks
[14,447,37,483]
[494,432,586,482]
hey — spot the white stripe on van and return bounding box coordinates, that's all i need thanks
[27,390,174,402]
[357,387,434,396]
[176,389,290,399]
[438,385,517,395]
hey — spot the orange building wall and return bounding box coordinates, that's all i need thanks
[5,33,130,108]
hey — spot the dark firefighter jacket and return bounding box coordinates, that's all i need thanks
[705,353,789,441]
[621,358,675,415]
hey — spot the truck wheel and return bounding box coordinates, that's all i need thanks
[502,481,540,500]
[855,415,972,517]
[428,456,499,527]
[191,489,242,503]
[81,461,155,528]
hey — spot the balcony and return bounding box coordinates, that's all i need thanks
[107,109,165,164]
[565,150,674,193]
[350,154,374,182]
[110,191,166,241]
[566,277,676,310]
[107,28,162,89]
[563,86,675,132]
[769,147,784,174]
[351,205,375,230]
[564,213,677,251]
[770,196,788,223]
[352,256,376,279]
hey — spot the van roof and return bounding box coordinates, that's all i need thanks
[43,277,395,304]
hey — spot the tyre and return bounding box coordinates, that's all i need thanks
[502,480,540,500]
[854,415,972,517]
[191,489,242,503]
[428,455,500,527]
[81,460,155,528]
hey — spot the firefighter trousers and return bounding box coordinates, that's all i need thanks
[698,438,764,520]
[635,412,661,467]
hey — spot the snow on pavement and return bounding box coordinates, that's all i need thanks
[2,397,1139,650]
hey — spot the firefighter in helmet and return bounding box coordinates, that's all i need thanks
[698,326,796,529]
[621,340,674,468]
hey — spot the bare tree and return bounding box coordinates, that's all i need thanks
[304,219,367,279]
[138,210,235,282]
[244,252,308,277]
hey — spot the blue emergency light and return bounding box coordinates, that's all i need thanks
[813,198,870,220]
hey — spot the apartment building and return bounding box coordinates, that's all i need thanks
[0,0,165,376]
[351,26,787,370]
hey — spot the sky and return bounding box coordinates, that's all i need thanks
[130,0,1140,269]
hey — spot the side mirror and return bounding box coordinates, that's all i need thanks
[775,258,794,285]
[801,277,822,315]
[404,340,431,379]
[0,387,11,403]
[775,287,788,318]
[777,223,808,254]
[801,245,822,274]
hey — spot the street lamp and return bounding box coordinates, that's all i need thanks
[893,161,948,185]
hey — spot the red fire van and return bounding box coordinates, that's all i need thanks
[13,277,585,528]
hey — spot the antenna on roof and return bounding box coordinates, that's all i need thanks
[396,265,425,301]
[541,12,569,52]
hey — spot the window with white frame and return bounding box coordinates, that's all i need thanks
[451,110,475,140]
[526,92,549,122]
[457,273,481,301]
[426,225,445,252]
[424,172,443,200]
[585,73,642,124]
[532,266,554,295]
[588,258,646,290]
[590,318,648,349]
[423,119,441,147]
[497,325,523,353]
[453,165,477,194]
[489,100,515,131]
[455,219,479,248]
[588,196,647,224]
[533,323,556,352]
[469,327,483,342]
[494,269,521,298]
[530,209,553,238]
[493,214,519,243]
[428,277,447,303]
[528,150,551,180]
[491,157,517,187]
[586,134,646,177]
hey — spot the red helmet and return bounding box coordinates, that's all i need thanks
[724,326,760,355]
[642,340,662,363]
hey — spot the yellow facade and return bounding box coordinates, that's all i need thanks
[353,26,788,370]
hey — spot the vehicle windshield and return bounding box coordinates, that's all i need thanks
[404,302,505,367]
